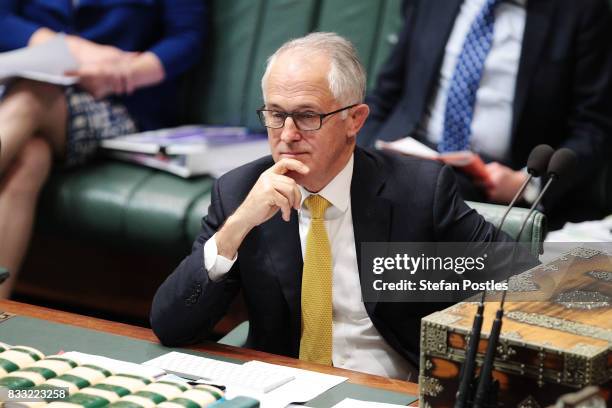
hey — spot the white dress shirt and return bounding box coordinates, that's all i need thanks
[424,0,526,161]
[204,155,416,380]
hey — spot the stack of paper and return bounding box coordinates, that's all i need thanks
[101,126,270,178]
[144,352,348,408]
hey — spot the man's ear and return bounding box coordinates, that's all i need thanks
[347,103,370,138]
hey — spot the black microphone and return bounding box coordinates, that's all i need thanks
[455,145,553,407]
[491,144,554,242]
[473,148,577,408]
[514,148,577,243]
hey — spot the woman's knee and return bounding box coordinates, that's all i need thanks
[8,79,64,101]
[3,80,65,119]
[2,138,53,198]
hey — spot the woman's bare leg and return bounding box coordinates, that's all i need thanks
[0,80,68,298]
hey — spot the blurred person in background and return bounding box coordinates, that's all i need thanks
[0,0,207,298]
[359,0,612,228]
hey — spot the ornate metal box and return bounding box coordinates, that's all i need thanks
[419,247,612,407]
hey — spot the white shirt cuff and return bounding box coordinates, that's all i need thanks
[203,233,237,282]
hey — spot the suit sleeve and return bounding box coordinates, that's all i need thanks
[148,0,207,80]
[431,165,499,242]
[431,165,538,283]
[150,179,241,347]
[543,0,612,208]
[358,0,417,147]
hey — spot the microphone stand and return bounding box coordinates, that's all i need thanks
[453,291,486,408]
[513,175,556,242]
[454,145,556,407]
[491,174,532,242]
[472,289,506,408]
[456,156,540,407]
[472,172,560,408]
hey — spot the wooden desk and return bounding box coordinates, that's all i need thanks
[0,300,419,406]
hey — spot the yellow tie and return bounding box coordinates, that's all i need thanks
[299,194,333,365]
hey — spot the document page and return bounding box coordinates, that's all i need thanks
[225,361,347,408]
[0,35,78,85]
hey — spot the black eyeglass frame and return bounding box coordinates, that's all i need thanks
[256,104,358,131]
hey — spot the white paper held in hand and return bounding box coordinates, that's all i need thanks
[0,34,78,85]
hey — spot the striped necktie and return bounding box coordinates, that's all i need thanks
[440,0,501,152]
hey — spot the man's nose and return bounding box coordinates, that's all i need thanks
[280,116,302,143]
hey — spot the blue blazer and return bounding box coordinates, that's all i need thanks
[0,0,207,130]
[150,147,523,369]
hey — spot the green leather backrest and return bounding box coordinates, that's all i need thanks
[466,201,546,256]
[366,0,404,89]
[242,0,319,129]
[183,0,405,129]
[183,0,262,126]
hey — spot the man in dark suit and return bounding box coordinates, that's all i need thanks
[151,33,518,380]
[359,0,612,227]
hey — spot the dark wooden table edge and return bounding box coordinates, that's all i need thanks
[0,300,420,406]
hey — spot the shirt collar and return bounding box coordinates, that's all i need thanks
[299,154,353,216]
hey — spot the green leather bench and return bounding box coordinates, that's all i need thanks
[17,0,548,325]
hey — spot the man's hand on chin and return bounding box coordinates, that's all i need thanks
[239,158,310,224]
[485,162,527,204]
[215,159,309,259]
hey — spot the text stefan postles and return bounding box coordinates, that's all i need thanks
[372,253,486,275]
[372,279,508,292]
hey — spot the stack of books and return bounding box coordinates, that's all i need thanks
[100,126,270,178]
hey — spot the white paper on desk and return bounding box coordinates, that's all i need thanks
[0,34,78,85]
[332,398,408,408]
[224,360,347,408]
[62,351,165,378]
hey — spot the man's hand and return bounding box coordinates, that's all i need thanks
[236,158,309,225]
[215,159,309,259]
[485,162,527,204]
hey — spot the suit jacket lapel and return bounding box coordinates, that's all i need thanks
[261,211,302,338]
[408,0,463,128]
[512,0,553,137]
[351,148,392,314]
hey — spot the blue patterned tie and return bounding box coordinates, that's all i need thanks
[440,0,501,153]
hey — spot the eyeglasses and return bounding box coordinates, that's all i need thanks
[256,104,358,131]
